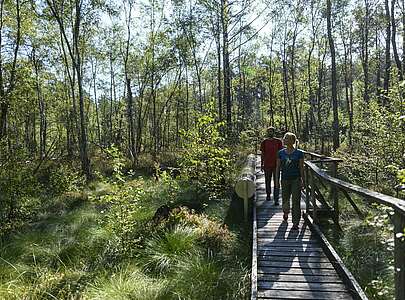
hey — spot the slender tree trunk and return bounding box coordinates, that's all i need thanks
[327,0,339,150]
[215,8,222,122]
[392,0,403,80]
[349,33,354,147]
[384,0,391,104]
[362,0,370,104]
[290,24,299,134]
[33,50,47,158]
[91,59,101,144]
[375,28,381,93]
[123,0,136,163]
[74,0,91,179]
[0,0,21,140]
[221,0,232,136]
[282,58,289,130]
[109,52,115,145]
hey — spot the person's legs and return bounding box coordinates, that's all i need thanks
[272,168,279,205]
[264,170,272,200]
[281,179,292,220]
[291,178,301,227]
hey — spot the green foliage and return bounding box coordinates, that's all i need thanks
[104,145,126,183]
[179,102,231,198]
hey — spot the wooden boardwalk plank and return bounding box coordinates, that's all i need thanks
[257,256,330,262]
[257,290,354,299]
[258,260,335,269]
[258,266,338,276]
[257,281,348,291]
[258,274,343,283]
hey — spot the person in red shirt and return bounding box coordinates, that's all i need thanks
[260,127,283,204]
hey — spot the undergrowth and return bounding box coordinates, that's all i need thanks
[0,166,250,300]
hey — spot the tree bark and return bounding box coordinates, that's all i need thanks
[391,0,403,80]
[0,0,21,140]
[327,0,339,150]
[384,0,391,104]
[221,0,232,137]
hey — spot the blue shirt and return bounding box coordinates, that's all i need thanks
[278,148,304,180]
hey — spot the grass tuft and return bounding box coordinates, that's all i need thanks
[143,225,198,274]
[84,265,168,300]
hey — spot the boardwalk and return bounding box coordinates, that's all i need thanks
[253,163,356,300]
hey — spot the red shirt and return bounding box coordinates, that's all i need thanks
[260,138,283,170]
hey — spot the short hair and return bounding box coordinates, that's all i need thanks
[283,132,297,143]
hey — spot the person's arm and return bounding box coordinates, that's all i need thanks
[260,141,265,171]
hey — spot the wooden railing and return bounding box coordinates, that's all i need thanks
[302,150,405,300]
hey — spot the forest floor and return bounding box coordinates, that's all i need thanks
[0,173,251,299]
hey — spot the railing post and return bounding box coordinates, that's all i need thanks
[394,212,405,300]
[310,172,319,224]
[305,165,310,215]
[331,161,339,226]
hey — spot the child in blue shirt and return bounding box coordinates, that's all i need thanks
[275,132,304,230]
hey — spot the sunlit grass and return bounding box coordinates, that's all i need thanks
[83,265,169,300]
[0,175,251,300]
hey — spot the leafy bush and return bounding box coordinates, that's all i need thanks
[179,102,231,198]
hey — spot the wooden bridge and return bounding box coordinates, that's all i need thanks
[245,151,405,300]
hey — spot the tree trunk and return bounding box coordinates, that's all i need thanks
[384,0,391,104]
[0,0,21,140]
[74,0,91,179]
[91,59,101,144]
[391,0,403,80]
[362,0,370,104]
[327,0,339,150]
[221,0,232,137]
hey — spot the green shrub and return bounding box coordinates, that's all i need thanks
[179,102,231,198]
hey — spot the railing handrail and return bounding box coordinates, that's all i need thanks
[301,149,343,162]
[302,151,405,300]
[305,160,405,216]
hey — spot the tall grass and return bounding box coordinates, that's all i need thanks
[84,265,169,300]
[0,174,251,300]
[143,225,198,274]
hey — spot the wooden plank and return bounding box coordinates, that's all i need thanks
[258,273,342,283]
[257,289,354,299]
[257,256,330,263]
[258,245,324,252]
[258,238,318,243]
[257,250,326,257]
[256,233,316,239]
[257,224,306,229]
[258,260,335,269]
[258,281,348,292]
[257,228,313,233]
[257,233,315,240]
[258,266,337,276]
[258,242,321,248]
